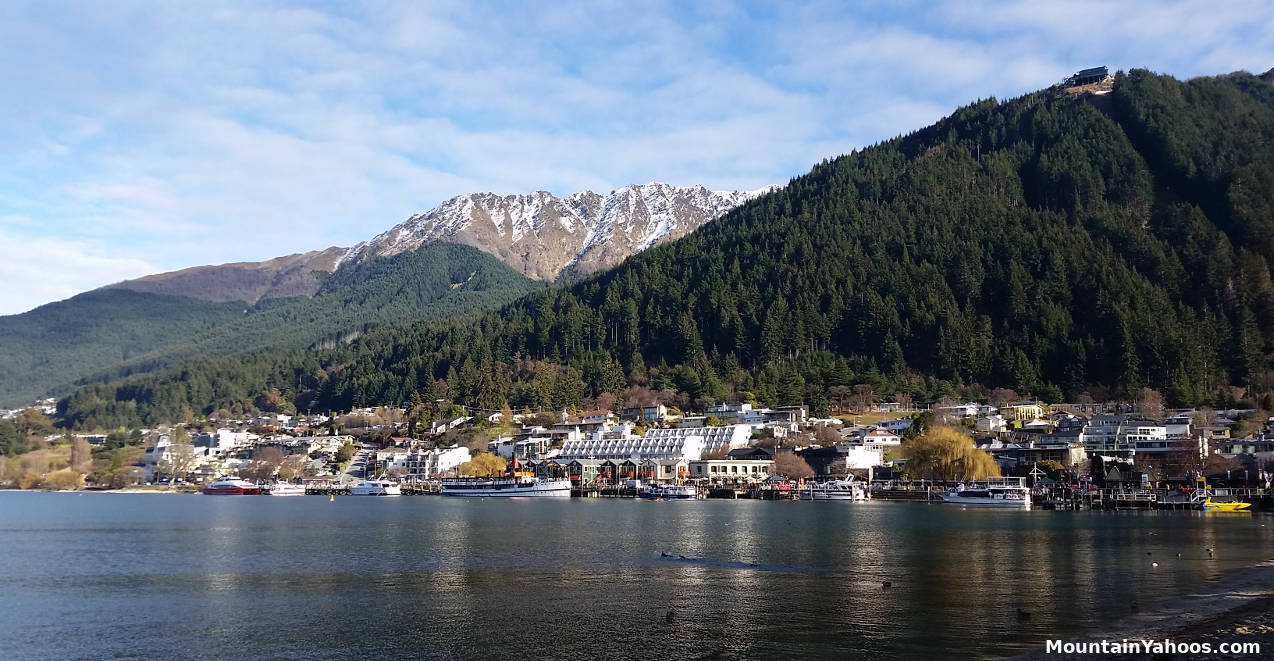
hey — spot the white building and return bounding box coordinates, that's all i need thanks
[559,435,704,462]
[641,424,753,455]
[688,458,773,485]
[387,446,471,479]
[839,445,884,469]
[976,414,1007,433]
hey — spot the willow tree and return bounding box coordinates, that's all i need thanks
[458,452,506,477]
[902,425,1000,481]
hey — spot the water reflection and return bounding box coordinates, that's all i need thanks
[0,493,1270,660]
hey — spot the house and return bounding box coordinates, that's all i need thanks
[621,404,669,423]
[1002,401,1048,422]
[795,446,851,477]
[1064,66,1113,90]
[640,458,689,482]
[877,417,914,433]
[976,414,1007,433]
[386,446,470,479]
[978,439,1088,470]
[935,402,980,418]
[727,447,775,461]
[859,428,902,447]
[580,410,616,424]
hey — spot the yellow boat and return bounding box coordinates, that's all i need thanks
[1198,497,1251,512]
[1193,477,1252,512]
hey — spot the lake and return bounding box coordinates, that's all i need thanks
[0,492,1270,660]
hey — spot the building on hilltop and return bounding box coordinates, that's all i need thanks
[1064,66,1114,94]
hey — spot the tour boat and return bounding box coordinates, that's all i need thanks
[800,477,869,501]
[659,484,697,499]
[441,457,570,498]
[940,477,1031,508]
[263,482,307,496]
[350,479,402,496]
[203,478,261,495]
[1197,497,1251,512]
[639,483,696,499]
[441,473,571,497]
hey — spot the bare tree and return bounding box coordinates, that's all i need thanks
[933,396,958,425]
[850,384,875,413]
[812,426,842,446]
[70,436,93,473]
[249,447,286,481]
[159,427,198,484]
[1135,387,1165,420]
[894,392,914,411]
[1193,407,1217,428]
[773,452,815,480]
[827,386,851,414]
[277,454,308,482]
[990,388,1019,408]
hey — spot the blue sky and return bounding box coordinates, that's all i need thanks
[1,0,1272,315]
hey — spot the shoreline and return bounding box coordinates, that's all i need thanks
[1013,558,1274,659]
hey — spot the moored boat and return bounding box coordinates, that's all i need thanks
[940,477,1031,508]
[203,477,261,495]
[639,483,696,499]
[263,482,307,496]
[350,479,402,496]
[441,457,570,497]
[1198,497,1251,512]
[441,474,571,497]
[800,477,869,501]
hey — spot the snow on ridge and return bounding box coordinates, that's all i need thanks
[344,182,775,278]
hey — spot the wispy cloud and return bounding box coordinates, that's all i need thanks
[0,0,1271,314]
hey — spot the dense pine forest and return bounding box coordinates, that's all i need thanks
[0,243,540,407]
[57,68,1274,430]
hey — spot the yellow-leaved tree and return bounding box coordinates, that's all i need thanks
[458,452,507,477]
[902,425,1000,481]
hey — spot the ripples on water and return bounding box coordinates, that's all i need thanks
[0,493,1270,660]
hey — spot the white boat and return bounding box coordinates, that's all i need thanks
[350,479,402,496]
[263,482,307,496]
[940,477,1031,508]
[639,483,697,499]
[660,484,696,499]
[800,477,869,501]
[440,473,571,497]
[203,477,260,495]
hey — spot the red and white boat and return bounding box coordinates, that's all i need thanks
[203,478,261,495]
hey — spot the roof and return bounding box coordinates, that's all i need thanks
[1074,66,1108,78]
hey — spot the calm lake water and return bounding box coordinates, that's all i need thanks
[0,493,1271,660]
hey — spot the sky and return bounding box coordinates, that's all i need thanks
[1,0,1272,315]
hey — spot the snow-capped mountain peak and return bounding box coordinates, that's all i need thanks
[341,182,770,281]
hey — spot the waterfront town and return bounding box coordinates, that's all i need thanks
[3,390,1272,508]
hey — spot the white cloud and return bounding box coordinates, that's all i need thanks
[0,230,158,315]
[0,0,1271,313]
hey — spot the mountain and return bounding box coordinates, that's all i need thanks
[339,183,770,281]
[1,244,539,408]
[104,247,348,304]
[7,181,748,406]
[59,68,1274,429]
[104,183,762,304]
[0,290,246,406]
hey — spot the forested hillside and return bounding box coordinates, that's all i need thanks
[0,291,246,406]
[3,243,539,408]
[60,69,1274,429]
